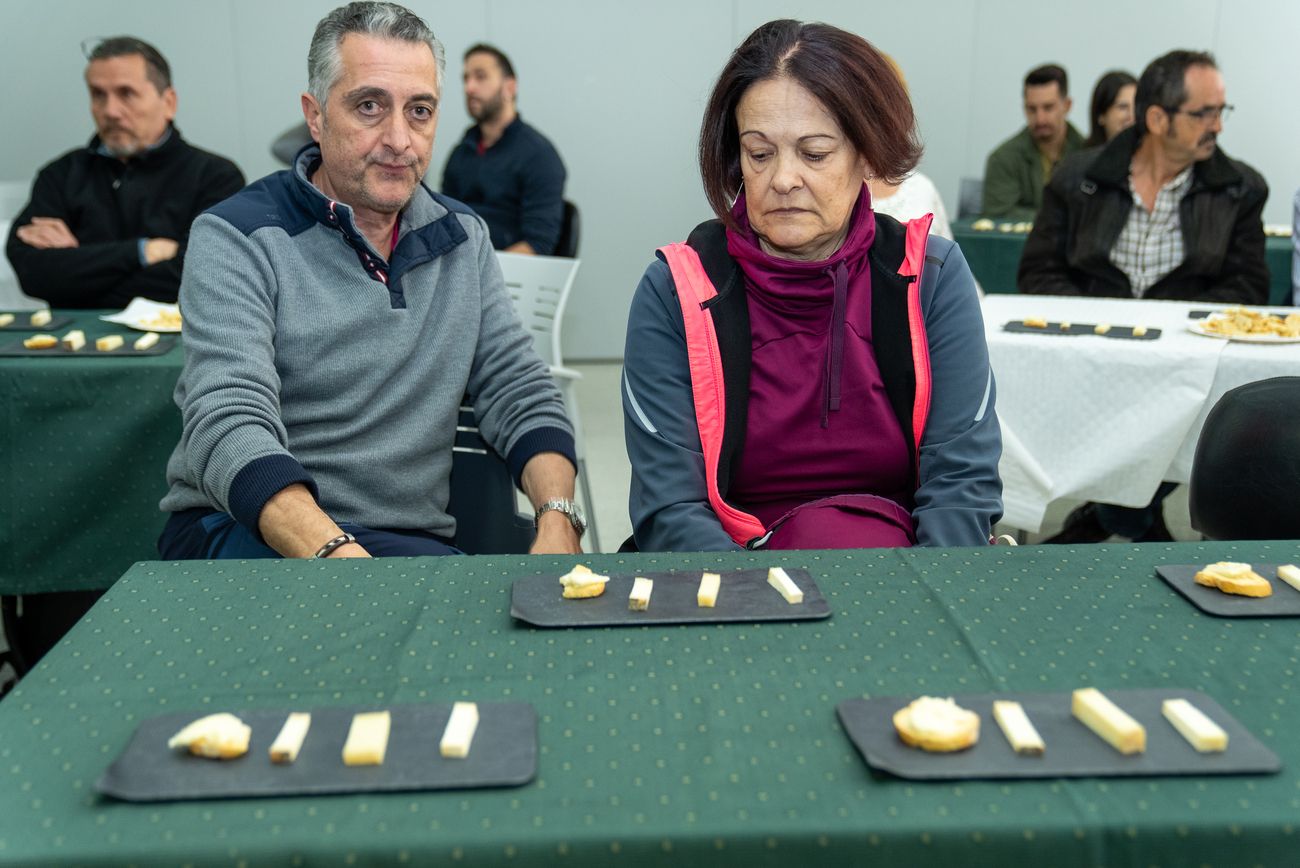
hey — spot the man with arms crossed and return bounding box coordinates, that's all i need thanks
[6,37,244,307]
[158,1,583,560]
[441,44,567,255]
[1020,50,1267,543]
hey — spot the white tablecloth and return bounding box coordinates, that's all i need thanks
[982,295,1300,531]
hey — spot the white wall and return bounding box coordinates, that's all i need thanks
[3,0,1298,358]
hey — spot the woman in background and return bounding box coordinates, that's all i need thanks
[1084,70,1137,147]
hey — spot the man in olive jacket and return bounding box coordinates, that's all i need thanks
[981,64,1084,221]
[1021,50,1267,546]
[1018,51,1267,304]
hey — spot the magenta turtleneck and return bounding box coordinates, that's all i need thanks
[724,186,912,527]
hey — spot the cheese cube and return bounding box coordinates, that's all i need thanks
[628,576,653,611]
[439,701,480,758]
[134,331,161,351]
[0,313,13,327]
[1277,564,1300,592]
[268,712,312,764]
[96,334,125,352]
[30,309,52,326]
[60,329,85,351]
[767,567,803,604]
[1094,323,1112,335]
[1072,688,1145,754]
[992,700,1045,756]
[1132,325,1148,337]
[1162,698,1227,753]
[697,572,721,607]
[342,711,391,766]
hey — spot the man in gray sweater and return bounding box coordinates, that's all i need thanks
[158,2,583,560]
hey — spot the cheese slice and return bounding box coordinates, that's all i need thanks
[559,563,609,599]
[268,712,312,764]
[1276,564,1300,592]
[767,567,803,604]
[1161,698,1227,753]
[167,712,251,759]
[60,329,85,351]
[1132,325,1148,337]
[134,331,161,351]
[628,576,653,611]
[0,313,13,327]
[992,700,1045,756]
[1072,688,1145,754]
[697,572,721,607]
[96,334,124,352]
[439,701,480,758]
[342,710,391,766]
[1094,323,1111,335]
[30,309,52,326]
[22,334,57,350]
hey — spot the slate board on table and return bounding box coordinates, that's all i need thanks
[0,334,177,357]
[837,688,1279,781]
[510,567,830,628]
[1002,320,1161,340]
[97,702,537,802]
[0,312,73,332]
[1155,563,1300,617]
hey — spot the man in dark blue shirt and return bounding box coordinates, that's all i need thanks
[440,44,566,255]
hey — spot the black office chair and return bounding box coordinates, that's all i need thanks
[1189,377,1300,540]
[552,200,580,258]
[447,404,535,554]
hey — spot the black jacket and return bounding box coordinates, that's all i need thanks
[1017,126,1268,304]
[5,127,244,308]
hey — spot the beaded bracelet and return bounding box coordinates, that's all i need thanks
[313,532,357,559]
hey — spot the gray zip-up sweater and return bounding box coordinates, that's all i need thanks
[160,147,574,539]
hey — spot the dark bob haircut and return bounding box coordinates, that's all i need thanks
[87,36,172,93]
[699,19,922,227]
[1134,49,1217,136]
[1085,69,1137,147]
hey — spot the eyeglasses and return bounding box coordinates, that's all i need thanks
[1167,104,1234,124]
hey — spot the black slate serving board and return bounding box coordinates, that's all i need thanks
[97,702,536,802]
[0,311,73,332]
[1003,320,1161,340]
[511,567,831,628]
[0,334,176,357]
[837,688,1279,781]
[1155,563,1300,617]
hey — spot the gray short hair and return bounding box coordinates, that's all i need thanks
[307,2,444,110]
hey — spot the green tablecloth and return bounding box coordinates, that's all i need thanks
[2,542,1298,866]
[0,310,182,595]
[952,218,1294,304]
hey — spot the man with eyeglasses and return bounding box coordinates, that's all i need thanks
[5,37,244,308]
[1019,49,1268,545]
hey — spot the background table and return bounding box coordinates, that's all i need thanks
[983,295,1300,531]
[0,310,182,595]
[1,544,1299,866]
[953,218,1295,304]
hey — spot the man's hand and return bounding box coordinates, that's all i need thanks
[530,509,582,555]
[259,483,373,559]
[15,217,79,249]
[144,237,180,265]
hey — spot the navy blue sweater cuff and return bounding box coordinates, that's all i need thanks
[229,454,319,538]
[506,426,577,487]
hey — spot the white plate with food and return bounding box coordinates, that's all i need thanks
[1188,308,1300,343]
[100,297,182,333]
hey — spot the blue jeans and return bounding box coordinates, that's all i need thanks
[159,510,460,559]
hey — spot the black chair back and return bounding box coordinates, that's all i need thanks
[447,404,535,554]
[553,200,580,258]
[1189,377,1300,540]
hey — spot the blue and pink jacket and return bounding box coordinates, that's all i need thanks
[622,212,1002,551]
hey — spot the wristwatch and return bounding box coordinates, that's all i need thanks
[535,498,586,538]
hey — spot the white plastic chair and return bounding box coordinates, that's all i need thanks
[495,251,599,550]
